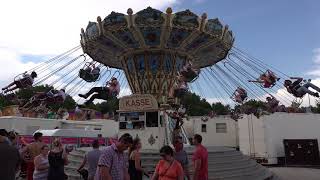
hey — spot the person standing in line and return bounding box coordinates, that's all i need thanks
[192,134,208,180]
[174,136,190,180]
[95,133,133,180]
[33,145,49,180]
[128,138,146,180]
[78,139,102,180]
[151,145,184,180]
[48,138,69,180]
[0,130,20,180]
[22,132,45,180]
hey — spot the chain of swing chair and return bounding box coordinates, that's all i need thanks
[5,45,129,107]
[195,45,317,108]
[5,43,318,110]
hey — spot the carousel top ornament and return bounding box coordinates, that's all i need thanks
[80,7,234,103]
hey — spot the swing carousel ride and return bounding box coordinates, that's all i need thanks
[2,7,319,118]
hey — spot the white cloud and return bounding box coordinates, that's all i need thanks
[0,0,179,94]
[312,48,320,64]
[0,48,38,88]
[0,0,179,56]
[307,48,320,76]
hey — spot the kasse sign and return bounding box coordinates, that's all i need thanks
[119,94,158,111]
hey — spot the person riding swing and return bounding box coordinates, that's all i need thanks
[179,61,199,82]
[284,77,320,98]
[23,89,66,109]
[2,71,37,93]
[169,75,188,99]
[232,87,247,104]
[78,77,120,105]
[79,63,100,82]
[248,70,279,88]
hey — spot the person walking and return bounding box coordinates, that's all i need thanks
[0,130,20,180]
[78,139,102,180]
[128,138,146,180]
[151,145,184,180]
[48,138,69,180]
[173,136,190,180]
[33,145,49,180]
[22,132,45,180]
[192,134,208,180]
[95,133,133,180]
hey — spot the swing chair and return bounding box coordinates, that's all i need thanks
[249,70,279,89]
[23,90,65,110]
[180,61,200,83]
[79,62,101,82]
[231,87,248,104]
[180,69,200,83]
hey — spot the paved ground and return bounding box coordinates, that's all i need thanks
[269,167,320,180]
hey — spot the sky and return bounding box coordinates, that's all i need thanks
[0,0,320,105]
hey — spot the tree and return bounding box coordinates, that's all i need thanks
[14,85,77,111]
[182,92,212,116]
[312,102,320,113]
[95,98,119,114]
[0,95,14,110]
[212,102,231,115]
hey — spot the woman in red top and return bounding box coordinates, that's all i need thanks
[152,146,184,180]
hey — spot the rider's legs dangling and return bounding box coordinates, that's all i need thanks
[80,87,104,99]
[303,82,320,93]
[296,85,319,97]
[85,88,109,105]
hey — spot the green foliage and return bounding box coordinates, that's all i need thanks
[0,95,13,110]
[241,99,267,110]
[95,98,119,114]
[14,85,77,111]
[50,95,76,111]
[182,92,212,116]
[311,102,320,113]
[16,85,52,100]
[212,102,231,115]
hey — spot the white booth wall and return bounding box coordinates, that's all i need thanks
[186,116,238,148]
[238,113,320,164]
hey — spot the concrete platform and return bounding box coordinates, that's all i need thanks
[269,167,320,180]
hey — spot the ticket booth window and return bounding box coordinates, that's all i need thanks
[146,111,158,127]
[119,112,145,130]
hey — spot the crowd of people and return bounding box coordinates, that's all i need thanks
[78,133,208,180]
[0,128,208,180]
[0,130,69,180]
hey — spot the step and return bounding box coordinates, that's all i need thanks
[210,164,266,178]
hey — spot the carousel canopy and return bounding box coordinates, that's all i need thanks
[80,7,234,69]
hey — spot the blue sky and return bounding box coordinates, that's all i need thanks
[1,0,320,105]
[15,0,320,77]
[177,0,320,77]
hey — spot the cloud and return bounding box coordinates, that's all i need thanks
[312,48,320,63]
[0,0,179,56]
[0,48,38,88]
[0,0,179,96]
[307,48,320,76]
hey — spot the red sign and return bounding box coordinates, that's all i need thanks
[80,137,106,145]
[60,137,78,144]
[19,135,51,144]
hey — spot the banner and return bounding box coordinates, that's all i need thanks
[80,137,106,145]
[60,137,78,144]
[19,135,51,144]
